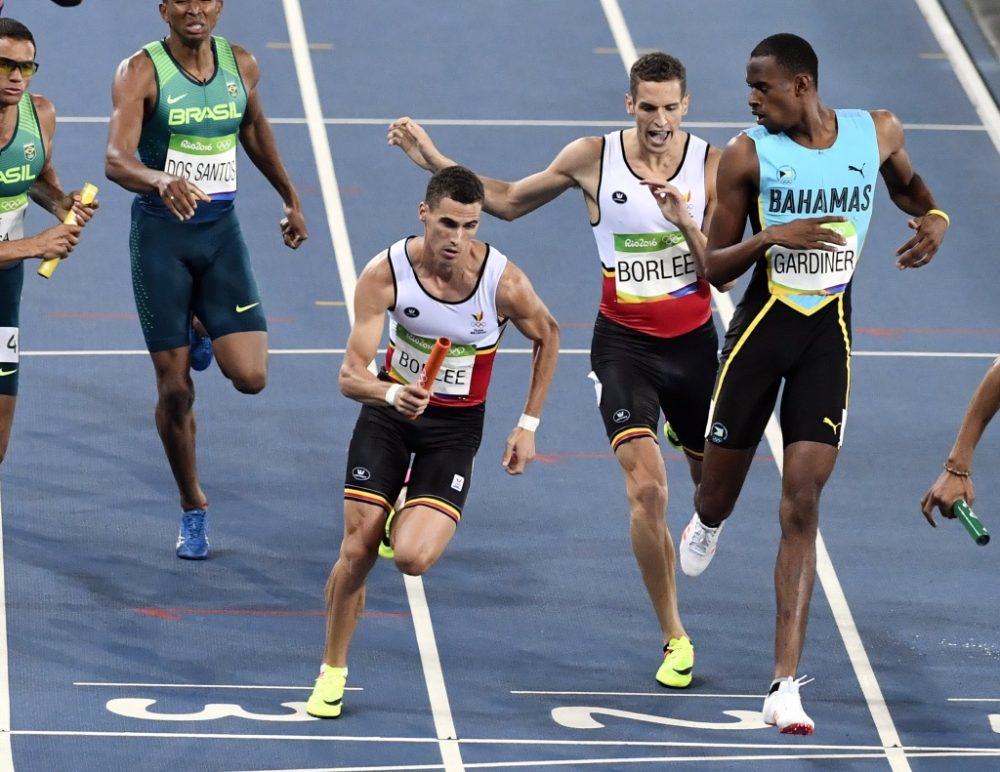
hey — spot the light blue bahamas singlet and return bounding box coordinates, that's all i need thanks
[746,109,880,314]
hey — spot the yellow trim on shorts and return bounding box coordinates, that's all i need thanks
[772,292,840,316]
[836,294,852,447]
[344,488,392,514]
[407,496,462,523]
[711,295,777,404]
[611,426,656,451]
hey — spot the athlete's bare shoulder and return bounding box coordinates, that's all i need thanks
[114,48,156,87]
[31,94,56,139]
[229,43,261,88]
[29,93,54,121]
[557,135,603,173]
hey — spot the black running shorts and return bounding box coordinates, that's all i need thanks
[589,313,719,457]
[343,402,485,523]
[129,201,267,352]
[709,295,851,449]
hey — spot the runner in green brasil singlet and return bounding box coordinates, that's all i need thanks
[136,36,246,223]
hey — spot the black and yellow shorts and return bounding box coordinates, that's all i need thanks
[709,296,851,449]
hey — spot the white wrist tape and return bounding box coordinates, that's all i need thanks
[384,384,402,406]
[517,413,540,432]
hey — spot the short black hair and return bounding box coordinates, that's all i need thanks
[629,52,686,97]
[425,166,485,209]
[751,33,818,86]
[0,18,36,51]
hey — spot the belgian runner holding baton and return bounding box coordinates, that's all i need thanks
[305,166,559,719]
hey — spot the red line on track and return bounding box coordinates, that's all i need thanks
[134,608,410,621]
[857,326,1000,338]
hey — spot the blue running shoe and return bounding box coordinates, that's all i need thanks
[189,323,213,372]
[176,508,209,559]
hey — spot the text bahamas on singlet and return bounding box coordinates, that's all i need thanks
[767,184,872,215]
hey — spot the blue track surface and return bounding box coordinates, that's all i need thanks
[0,1,998,770]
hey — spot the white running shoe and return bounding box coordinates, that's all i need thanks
[679,512,724,576]
[762,675,815,735]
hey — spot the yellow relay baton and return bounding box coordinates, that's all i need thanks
[37,183,98,279]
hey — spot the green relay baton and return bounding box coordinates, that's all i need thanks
[952,499,990,546]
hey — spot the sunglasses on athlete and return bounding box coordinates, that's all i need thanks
[0,57,38,78]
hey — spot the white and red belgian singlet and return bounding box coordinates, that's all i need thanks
[592,130,712,337]
[383,237,508,408]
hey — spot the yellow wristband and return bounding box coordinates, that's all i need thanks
[925,209,950,227]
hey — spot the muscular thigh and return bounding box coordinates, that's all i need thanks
[591,315,718,455]
[780,319,850,448]
[653,319,719,456]
[708,300,789,449]
[405,404,485,523]
[590,315,667,451]
[343,405,412,515]
[194,211,267,340]
[130,203,198,352]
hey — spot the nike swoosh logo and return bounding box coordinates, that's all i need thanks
[235,302,260,313]
[166,94,188,105]
[0,368,17,376]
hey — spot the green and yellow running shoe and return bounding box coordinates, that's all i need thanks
[378,507,396,559]
[656,635,694,688]
[306,665,347,718]
[662,422,683,451]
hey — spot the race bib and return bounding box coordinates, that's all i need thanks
[0,326,18,365]
[0,193,27,243]
[390,325,475,396]
[613,231,698,303]
[768,220,859,294]
[164,133,238,199]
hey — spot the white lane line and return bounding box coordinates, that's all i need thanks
[600,2,909,769]
[15,348,1000,358]
[512,690,762,698]
[55,116,988,132]
[226,749,1000,772]
[913,0,1000,153]
[598,0,638,72]
[282,0,358,319]
[404,575,463,770]
[282,2,462,770]
[0,481,13,770]
[73,682,362,691]
[948,697,1000,702]
[5,728,1000,755]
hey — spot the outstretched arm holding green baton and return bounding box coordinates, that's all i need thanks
[921,357,1000,543]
